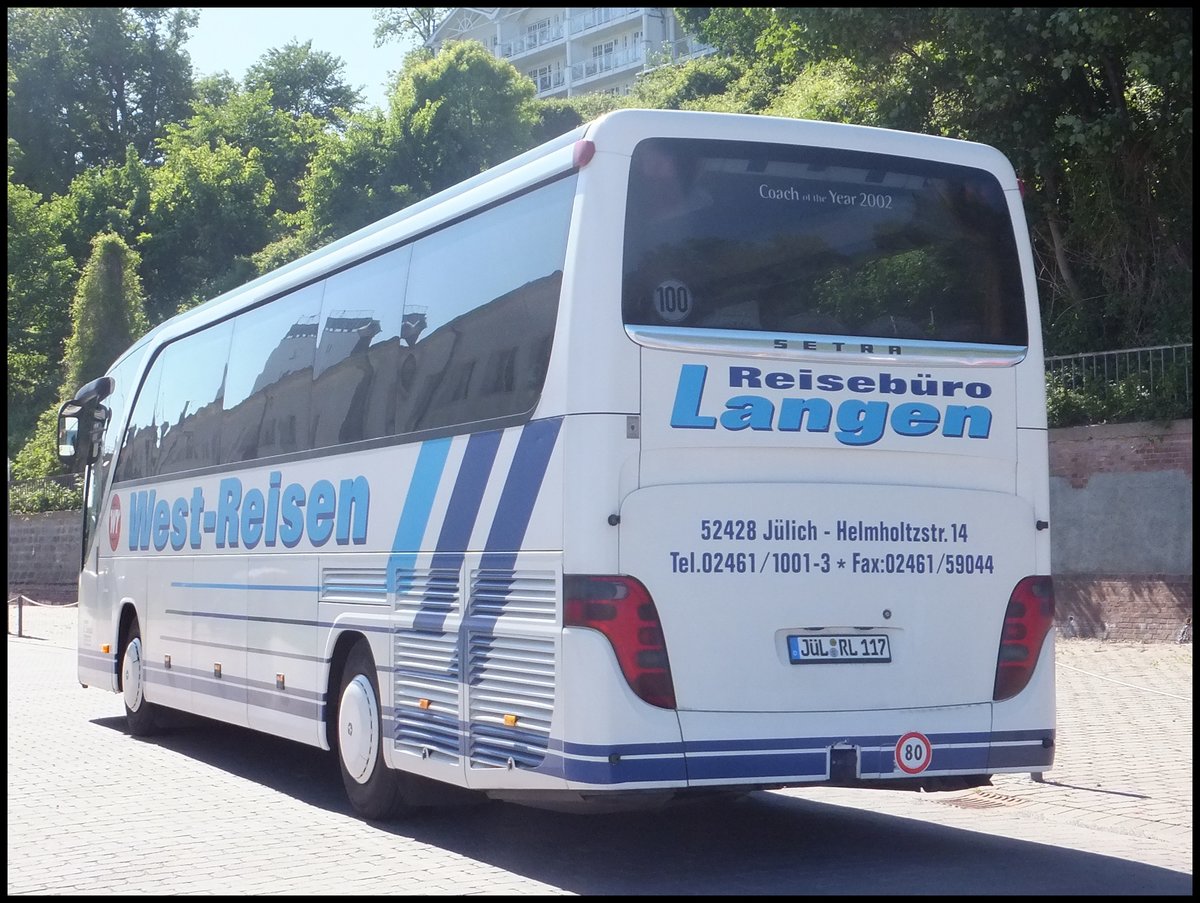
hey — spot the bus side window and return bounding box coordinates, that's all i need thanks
[312,247,408,448]
[114,363,165,483]
[223,283,322,463]
[155,323,232,476]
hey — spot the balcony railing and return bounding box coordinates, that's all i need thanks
[570,45,645,82]
[531,69,567,94]
[568,7,640,36]
[501,23,565,59]
[645,35,715,67]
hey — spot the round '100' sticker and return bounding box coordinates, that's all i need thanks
[654,279,693,323]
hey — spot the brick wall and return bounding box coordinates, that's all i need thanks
[1048,419,1192,643]
[1050,419,1193,489]
[1054,576,1192,643]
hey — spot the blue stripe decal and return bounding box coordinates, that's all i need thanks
[137,648,1057,783]
[988,743,1055,770]
[412,430,501,634]
[992,728,1056,744]
[481,417,562,568]
[686,751,828,781]
[432,430,501,570]
[387,437,452,595]
[680,735,883,754]
[920,745,989,774]
[556,731,1025,757]
[545,729,1055,784]
[79,649,117,674]
[144,665,322,720]
[560,753,689,784]
[321,585,388,597]
[551,738,687,756]
[171,582,320,592]
[469,418,560,770]
[400,430,502,755]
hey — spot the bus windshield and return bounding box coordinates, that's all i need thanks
[622,137,1028,347]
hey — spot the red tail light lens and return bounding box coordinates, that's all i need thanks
[573,139,596,168]
[564,575,677,709]
[993,576,1055,701]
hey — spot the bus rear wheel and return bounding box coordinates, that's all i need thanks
[336,639,409,820]
[121,616,159,736]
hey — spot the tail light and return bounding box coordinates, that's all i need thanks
[993,576,1055,701]
[573,139,596,168]
[564,575,677,709]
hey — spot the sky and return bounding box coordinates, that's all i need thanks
[184,8,418,111]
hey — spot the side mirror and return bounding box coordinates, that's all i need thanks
[57,401,111,471]
[57,410,82,462]
[57,376,115,471]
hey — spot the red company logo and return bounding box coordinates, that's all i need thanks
[108,495,122,551]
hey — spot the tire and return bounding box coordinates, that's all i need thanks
[121,617,159,736]
[336,639,408,820]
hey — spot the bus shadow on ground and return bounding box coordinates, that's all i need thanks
[95,713,1191,896]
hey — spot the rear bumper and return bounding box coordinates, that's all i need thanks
[553,704,1053,789]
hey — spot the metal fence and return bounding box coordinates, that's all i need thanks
[8,472,82,515]
[1044,343,1193,427]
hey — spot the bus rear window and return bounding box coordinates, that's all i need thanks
[622,138,1028,347]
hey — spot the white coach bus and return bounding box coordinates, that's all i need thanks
[58,109,1055,819]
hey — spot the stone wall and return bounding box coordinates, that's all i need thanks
[7,510,84,605]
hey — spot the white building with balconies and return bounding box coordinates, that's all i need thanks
[426,8,712,98]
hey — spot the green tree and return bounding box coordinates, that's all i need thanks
[372,8,451,46]
[163,84,326,216]
[631,54,750,112]
[675,7,1194,351]
[300,109,414,243]
[12,232,148,481]
[674,8,779,62]
[8,168,77,448]
[300,41,541,242]
[192,72,240,109]
[244,39,364,126]
[528,95,624,146]
[140,138,275,318]
[392,40,541,195]
[60,233,149,394]
[6,7,198,196]
[49,145,153,268]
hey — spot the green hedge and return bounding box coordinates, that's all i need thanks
[8,478,83,514]
[1046,365,1193,428]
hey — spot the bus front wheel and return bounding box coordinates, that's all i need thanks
[121,617,159,736]
[336,639,408,820]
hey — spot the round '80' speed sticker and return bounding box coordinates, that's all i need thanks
[895,731,933,775]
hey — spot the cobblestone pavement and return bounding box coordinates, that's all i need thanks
[786,633,1192,874]
[8,600,1192,894]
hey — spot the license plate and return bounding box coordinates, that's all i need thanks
[788,634,891,664]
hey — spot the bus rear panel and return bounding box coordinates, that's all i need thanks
[544,112,1053,804]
